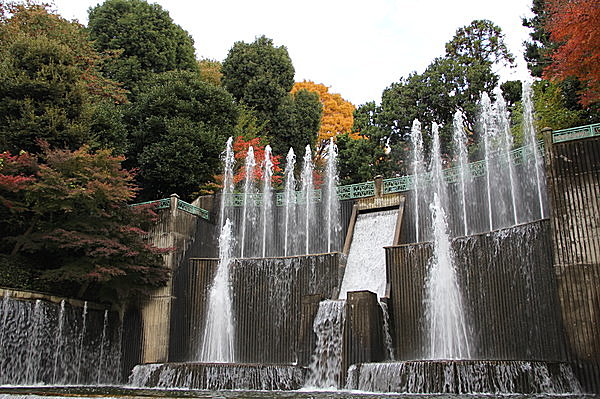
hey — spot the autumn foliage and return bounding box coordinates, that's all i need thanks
[543,0,600,105]
[214,136,283,187]
[292,81,358,144]
[0,145,169,303]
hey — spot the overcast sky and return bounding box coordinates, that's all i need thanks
[50,0,535,106]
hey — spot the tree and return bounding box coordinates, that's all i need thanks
[522,0,554,77]
[338,20,513,179]
[0,145,169,303]
[0,2,126,154]
[291,81,357,147]
[198,58,223,87]
[445,19,515,66]
[221,35,295,122]
[88,0,199,92]
[269,89,322,158]
[230,136,283,185]
[126,70,238,200]
[543,0,600,106]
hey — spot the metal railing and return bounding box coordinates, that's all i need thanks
[131,198,209,220]
[132,124,596,210]
[553,123,600,143]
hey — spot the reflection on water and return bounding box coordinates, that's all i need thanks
[0,387,597,399]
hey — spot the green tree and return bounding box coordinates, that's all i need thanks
[0,145,169,303]
[270,89,322,157]
[126,70,238,200]
[88,0,199,92]
[0,2,126,154]
[221,35,295,121]
[522,0,553,77]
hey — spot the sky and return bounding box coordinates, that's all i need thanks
[50,0,535,106]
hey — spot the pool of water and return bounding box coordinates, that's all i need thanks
[0,386,597,399]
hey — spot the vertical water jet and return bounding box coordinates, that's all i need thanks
[283,148,296,257]
[425,124,471,359]
[411,120,425,242]
[199,219,235,362]
[240,147,256,258]
[261,145,274,258]
[301,145,315,255]
[324,138,341,253]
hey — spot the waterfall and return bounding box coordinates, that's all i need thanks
[338,209,398,299]
[305,300,346,389]
[283,148,296,257]
[261,145,274,258]
[199,219,235,362]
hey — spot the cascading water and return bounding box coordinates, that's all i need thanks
[411,120,425,242]
[240,146,256,258]
[453,110,471,237]
[305,300,346,389]
[283,148,297,257]
[324,138,341,253]
[338,209,398,299]
[425,124,471,359]
[0,293,122,385]
[261,145,274,258]
[301,145,315,255]
[199,218,235,362]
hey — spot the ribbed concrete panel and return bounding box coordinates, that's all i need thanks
[169,253,340,364]
[386,220,564,362]
[545,134,600,393]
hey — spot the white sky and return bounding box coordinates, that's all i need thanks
[50,0,534,106]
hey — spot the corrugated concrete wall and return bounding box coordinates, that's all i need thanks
[139,195,216,365]
[386,220,564,362]
[169,253,340,364]
[544,131,600,393]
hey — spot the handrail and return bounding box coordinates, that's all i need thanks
[133,124,597,207]
[552,123,600,143]
[131,198,209,220]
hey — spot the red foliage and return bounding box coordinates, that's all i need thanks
[231,136,283,186]
[543,0,600,105]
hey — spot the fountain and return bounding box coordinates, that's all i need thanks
[0,87,596,398]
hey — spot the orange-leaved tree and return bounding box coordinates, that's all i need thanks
[543,0,600,106]
[291,81,358,147]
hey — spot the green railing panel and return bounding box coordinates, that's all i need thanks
[383,176,413,194]
[177,200,209,220]
[336,181,375,200]
[130,198,170,210]
[131,198,209,220]
[553,123,600,143]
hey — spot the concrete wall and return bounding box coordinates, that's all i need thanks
[169,253,340,364]
[544,130,600,392]
[386,220,565,362]
[139,195,214,364]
